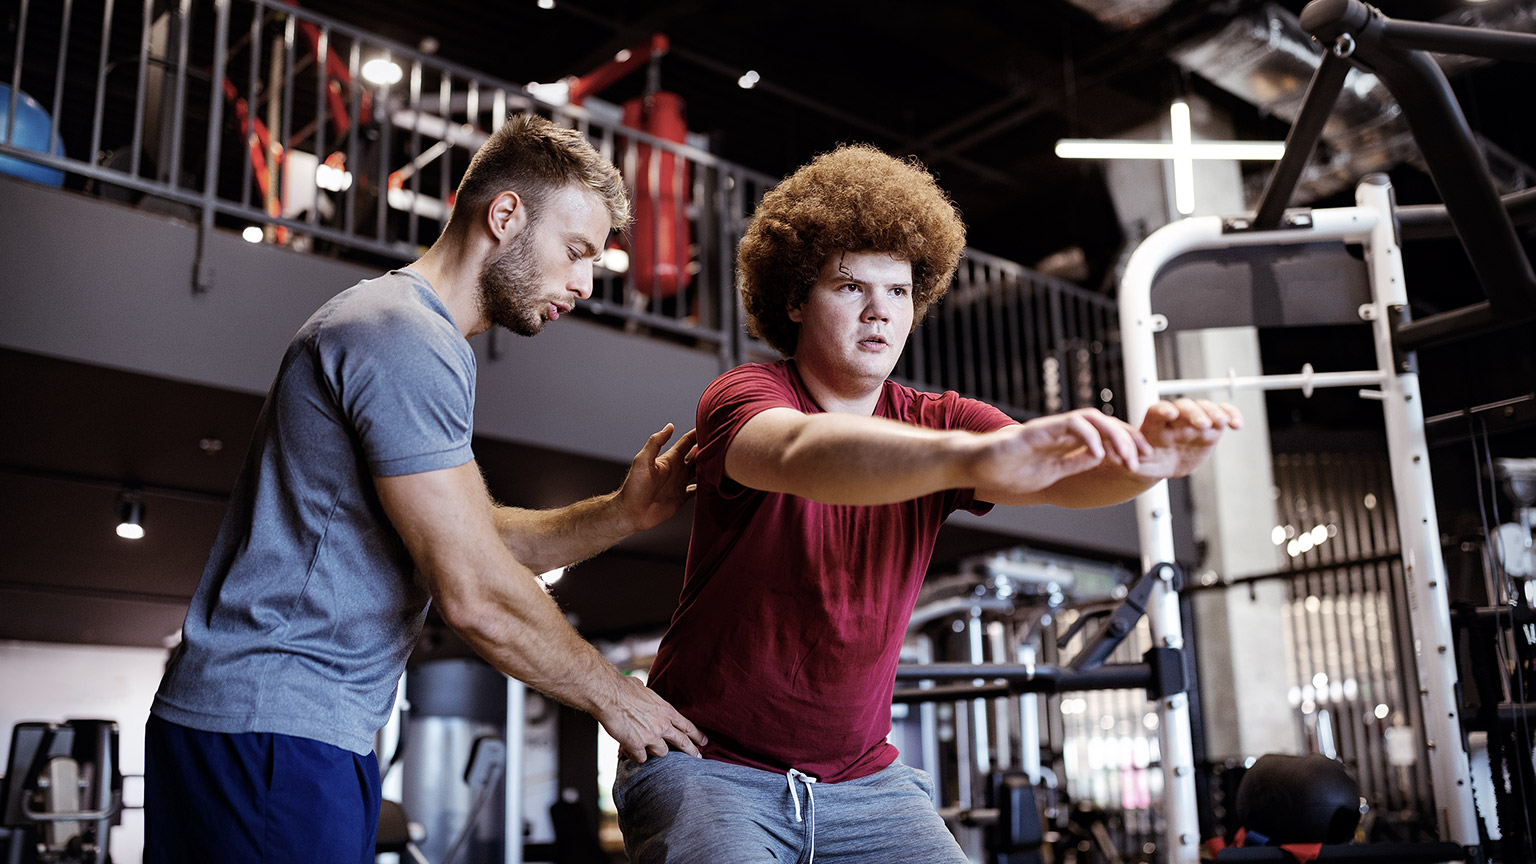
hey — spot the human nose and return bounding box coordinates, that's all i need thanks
[570,260,594,300]
[863,291,891,322]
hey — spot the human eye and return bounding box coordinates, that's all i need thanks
[891,286,909,298]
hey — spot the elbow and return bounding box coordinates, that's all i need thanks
[438,595,509,651]
[430,575,505,647]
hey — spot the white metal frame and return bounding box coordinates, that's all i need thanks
[1118,176,1479,862]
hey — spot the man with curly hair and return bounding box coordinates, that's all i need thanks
[613,144,1239,862]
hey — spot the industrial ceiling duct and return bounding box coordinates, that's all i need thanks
[1063,0,1181,31]
[1170,2,1536,204]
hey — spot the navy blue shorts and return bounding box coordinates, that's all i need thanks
[144,714,381,864]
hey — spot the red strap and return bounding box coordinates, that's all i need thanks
[1280,843,1325,863]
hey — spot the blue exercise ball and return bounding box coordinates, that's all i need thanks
[0,83,67,187]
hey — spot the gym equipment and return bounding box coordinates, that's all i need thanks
[1232,754,1363,846]
[0,84,66,187]
[0,720,122,864]
[896,560,1187,863]
[1116,1,1536,859]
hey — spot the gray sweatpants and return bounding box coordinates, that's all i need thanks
[614,753,969,864]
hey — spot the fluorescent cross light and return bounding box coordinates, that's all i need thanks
[1055,100,1286,215]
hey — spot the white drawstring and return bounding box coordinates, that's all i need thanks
[786,768,819,863]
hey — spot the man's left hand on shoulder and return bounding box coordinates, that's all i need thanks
[616,424,700,532]
[1130,397,1243,480]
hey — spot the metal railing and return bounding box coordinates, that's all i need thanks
[2,0,1121,418]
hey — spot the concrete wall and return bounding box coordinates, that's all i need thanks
[0,177,721,464]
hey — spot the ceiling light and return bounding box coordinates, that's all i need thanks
[1054,100,1286,216]
[737,70,760,89]
[537,0,556,9]
[361,58,403,87]
[525,80,571,106]
[116,491,145,540]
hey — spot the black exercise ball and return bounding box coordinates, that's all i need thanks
[1235,753,1362,844]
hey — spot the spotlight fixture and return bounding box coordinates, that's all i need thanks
[361,58,404,87]
[116,491,145,540]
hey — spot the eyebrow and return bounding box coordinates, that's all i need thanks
[833,274,914,289]
[570,237,601,259]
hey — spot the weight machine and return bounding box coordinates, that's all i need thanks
[898,1,1536,861]
[0,721,122,864]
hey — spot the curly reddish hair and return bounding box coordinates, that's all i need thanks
[737,145,966,356]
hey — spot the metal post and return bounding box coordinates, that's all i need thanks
[1118,207,1380,863]
[1355,176,1480,851]
[504,677,526,864]
[1120,228,1214,864]
[193,0,229,292]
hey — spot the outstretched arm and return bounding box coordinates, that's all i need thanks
[375,459,705,763]
[1018,398,1242,509]
[725,405,1146,506]
[491,424,697,574]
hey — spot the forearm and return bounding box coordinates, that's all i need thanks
[985,460,1157,509]
[491,493,632,574]
[433,544,624,717]
[733,411,975,505]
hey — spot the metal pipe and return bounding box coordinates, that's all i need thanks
[90,0,115,162]
[1357,176,1481,848]
[7,0,28,147]
[1382,16,1536,62]
[194,0,231,293]
[1157,367,1385,399]
[1251,48,1353,231]
[1398,188,1536,240]
[50,0,72,146]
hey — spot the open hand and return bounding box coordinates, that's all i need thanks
[616,424,699,533]
[596,674,707,763]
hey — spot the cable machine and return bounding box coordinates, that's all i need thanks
[1121,1,1536,860]
[900,1,1534,861]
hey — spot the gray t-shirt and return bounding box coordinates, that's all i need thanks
[153,269,475,754]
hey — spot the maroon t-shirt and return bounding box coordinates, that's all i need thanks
[647,360,1016,782]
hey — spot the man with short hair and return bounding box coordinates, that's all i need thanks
[614,144,1239,862]
[146,113,705,864]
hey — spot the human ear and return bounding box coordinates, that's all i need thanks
[486,190,528,240]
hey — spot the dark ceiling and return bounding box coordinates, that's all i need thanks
[5,0,1535,652]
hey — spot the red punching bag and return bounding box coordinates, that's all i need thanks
[623,91,691,299]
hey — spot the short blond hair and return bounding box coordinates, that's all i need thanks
[450,113,629,233]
